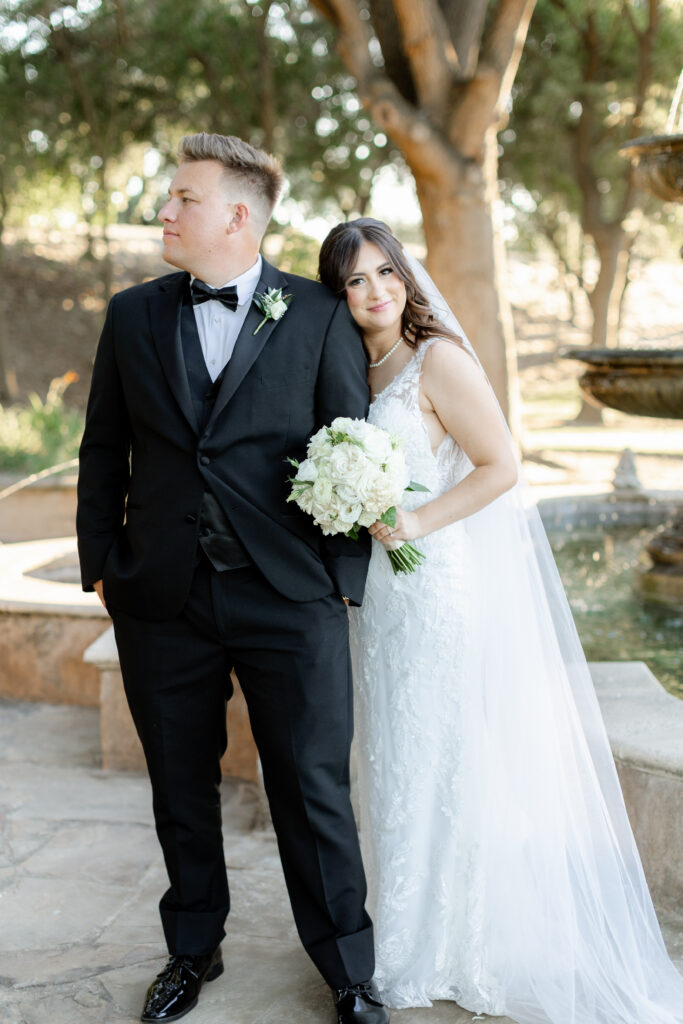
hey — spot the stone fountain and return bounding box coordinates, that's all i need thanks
[564,80,683,608]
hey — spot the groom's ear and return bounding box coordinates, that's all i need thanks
[226,202,249,234]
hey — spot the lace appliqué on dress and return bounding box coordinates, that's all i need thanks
[350,341,499,1011]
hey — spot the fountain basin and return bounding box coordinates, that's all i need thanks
[0,537,259,778]
[548,517,682,696]
[619,133,683,204]
[0,473,77,542]
[562,348,683,419]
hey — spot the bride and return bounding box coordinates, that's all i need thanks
[317,217,683,1024]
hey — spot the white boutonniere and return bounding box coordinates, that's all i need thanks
[252,287,292,335]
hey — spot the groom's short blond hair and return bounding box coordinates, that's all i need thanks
[178,132,284,234]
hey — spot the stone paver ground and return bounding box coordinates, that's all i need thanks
[1,700,682,1024]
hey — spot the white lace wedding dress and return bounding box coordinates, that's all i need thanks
[349,339,683,1022]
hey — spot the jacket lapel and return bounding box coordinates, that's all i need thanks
[148,273,199,434]
[207,259,290,428]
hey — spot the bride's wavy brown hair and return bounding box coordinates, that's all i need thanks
[318,218,462,350]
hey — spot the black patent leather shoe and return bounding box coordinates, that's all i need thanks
[141,947,223,1022]
[334,979,390,1023]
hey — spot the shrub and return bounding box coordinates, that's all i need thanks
[0,372,84,474]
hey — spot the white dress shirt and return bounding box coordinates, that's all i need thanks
[191,256,263,382]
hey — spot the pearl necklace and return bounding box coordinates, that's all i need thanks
[368,336,403,369]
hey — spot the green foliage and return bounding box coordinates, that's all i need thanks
[501,0,683,246]
[0,372,84,472]
[264,224,321,277]
[0,0,397,229]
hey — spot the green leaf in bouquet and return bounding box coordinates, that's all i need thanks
[406,481,430,492]
[286,481,311,499]
[380,506,397,528]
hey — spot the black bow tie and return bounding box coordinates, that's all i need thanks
[191,279,239,311]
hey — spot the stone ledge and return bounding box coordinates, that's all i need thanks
[591,661,683,778]
[84,626,260,782]
[83,625,121,671]
[591,661,683,914]
[538,489,683,530]
[0,476,78,542]
[0,537,107,617]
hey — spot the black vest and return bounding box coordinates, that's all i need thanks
[180,292,252,570]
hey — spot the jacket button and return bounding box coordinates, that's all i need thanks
[199,455,210,466]
[185,513,197,524]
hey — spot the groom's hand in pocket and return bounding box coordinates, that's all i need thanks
[93,579,106,608]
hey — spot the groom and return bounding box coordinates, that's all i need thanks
[77,133,388,1024]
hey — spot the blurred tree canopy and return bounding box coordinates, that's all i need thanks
[1,0,681,414]
[500,0,682,352]
[0,0,397,239]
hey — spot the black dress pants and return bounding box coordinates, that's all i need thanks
[110,557,374,989]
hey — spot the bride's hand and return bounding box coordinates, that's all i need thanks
[369,506,421,545]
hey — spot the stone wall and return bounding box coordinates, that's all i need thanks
[0,611,103,706]
[0,475,77,542]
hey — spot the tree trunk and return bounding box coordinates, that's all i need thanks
[573,226,631,424]
[0,319,18,402]
[414,131,519,434]
[97,160,113,304]
[588,227,626,350]
[616,243,638,340]
[256,1,275,152]
[0,191,18,401]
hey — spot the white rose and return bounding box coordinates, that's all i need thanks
[327,443,367,485]
[315,498,345,534]
[364,476,400,514]
[361,425,394,463]
[307,430,334,460]
[384,449,410,495]
[335,499,362,530]
[357,508,378,528]
[296,489,315,515]
[337,418,370,444]
[330,416,359,436]
[312,474,333,506]
[296,458,317,483]
[348,464,384,504]
[269,298,288,319]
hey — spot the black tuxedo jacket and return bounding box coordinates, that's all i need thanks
[77,258,371,620]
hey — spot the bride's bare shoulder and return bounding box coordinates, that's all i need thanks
[421,337,480,384]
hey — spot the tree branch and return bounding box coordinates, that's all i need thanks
[309,0,377,86]
[48,24,106,155]
[367,0,417,104]
[114,0,129,45]
[438,0,488,78]
[618,0,658,219]
[547,0,583,35]
[392,0,458,126]
[365,80,462,180]
[572,11,603,239]
[312,0,461,182]
[479,0,537,93]
[448,0,536,156]
[256,0,276,152]
[621,0,644,42]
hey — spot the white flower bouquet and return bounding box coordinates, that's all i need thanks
[287,417,428,575]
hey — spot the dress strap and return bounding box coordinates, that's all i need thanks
[413,336,445,370]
